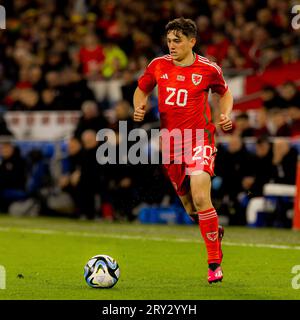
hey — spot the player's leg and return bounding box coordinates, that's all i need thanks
[164,161,223,282]
[163,164,199,223]
[190,172,223,283]
[178,191,198,224]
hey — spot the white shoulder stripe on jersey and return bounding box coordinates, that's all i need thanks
[198,55,210,62]
[197,55,222,73]
[148,55,172,67]
[198,59,222,74]
[197,56,222,74]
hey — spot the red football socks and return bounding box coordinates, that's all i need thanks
[198,208,221,265]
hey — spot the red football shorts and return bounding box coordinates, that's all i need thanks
[163,144,217,196]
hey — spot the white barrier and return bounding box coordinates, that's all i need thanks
[263,183,296,197]
[4,111,81,140]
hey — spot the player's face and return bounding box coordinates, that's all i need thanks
[167,31,195,62]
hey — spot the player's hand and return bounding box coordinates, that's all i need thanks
[133,105,146,122]
[218,113,232,131]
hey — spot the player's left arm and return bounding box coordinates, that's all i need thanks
[210,65,233,132]
[217,88,233,131]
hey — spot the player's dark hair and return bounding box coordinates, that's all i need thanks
[165,17,197,39]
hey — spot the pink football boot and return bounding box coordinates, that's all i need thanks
[208,266,223,283]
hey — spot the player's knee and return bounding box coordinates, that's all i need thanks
[192,193,210,211]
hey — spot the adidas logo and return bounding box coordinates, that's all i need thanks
[160,74,168,79]
[214,270,222,277]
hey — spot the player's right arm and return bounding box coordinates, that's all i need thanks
[133,87,149,122]
[133,58,158,122]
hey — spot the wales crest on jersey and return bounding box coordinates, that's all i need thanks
[192,73,202,85]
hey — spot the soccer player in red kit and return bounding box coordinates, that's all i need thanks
[133,18,233,283]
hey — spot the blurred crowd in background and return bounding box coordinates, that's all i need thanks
[0,0,299,226]
[0,0,299,110]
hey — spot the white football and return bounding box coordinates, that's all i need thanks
[84,255,120,288]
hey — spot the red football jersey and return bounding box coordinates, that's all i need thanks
[138,54,228,145]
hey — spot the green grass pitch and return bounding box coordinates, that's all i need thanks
[0,215,300,300]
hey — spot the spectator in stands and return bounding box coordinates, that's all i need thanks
[74,100,108,139]
[111,100,134,132]
[29,65,44,92]
[58,68,96,110]
[39,71,64,110]
[104,130,139,221]
[102,41,128,80]
[0,142,27,212]
[121,69,138,104]
[59,137,83,217]
[248,26,270,70]
[220,135,256,225]
[268,108,291,137]
[38,88,58,110]
[43,50,68,73]
[271,138,298,185]
[261,85,285,110]
[256,7,282,38]
[253,108,270,137]
[78,33,105,80]
[279,81,300,109]
[96,4,121,41]
[233,112,255,137]
[251,136,274,197]
[26,149,50,196]
[88,41,128,107]
[235,22,257,68]
[260,46,283,70]
[222,45,250,70]
[78,130,105,219]
[43,69,91,111]
[205,31,230,65]
[245,136,274,227]
[195,15,212,46]
[10,88,39,111]
[269,138,298,227]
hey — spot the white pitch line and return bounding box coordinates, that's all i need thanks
[0,226,300,251]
